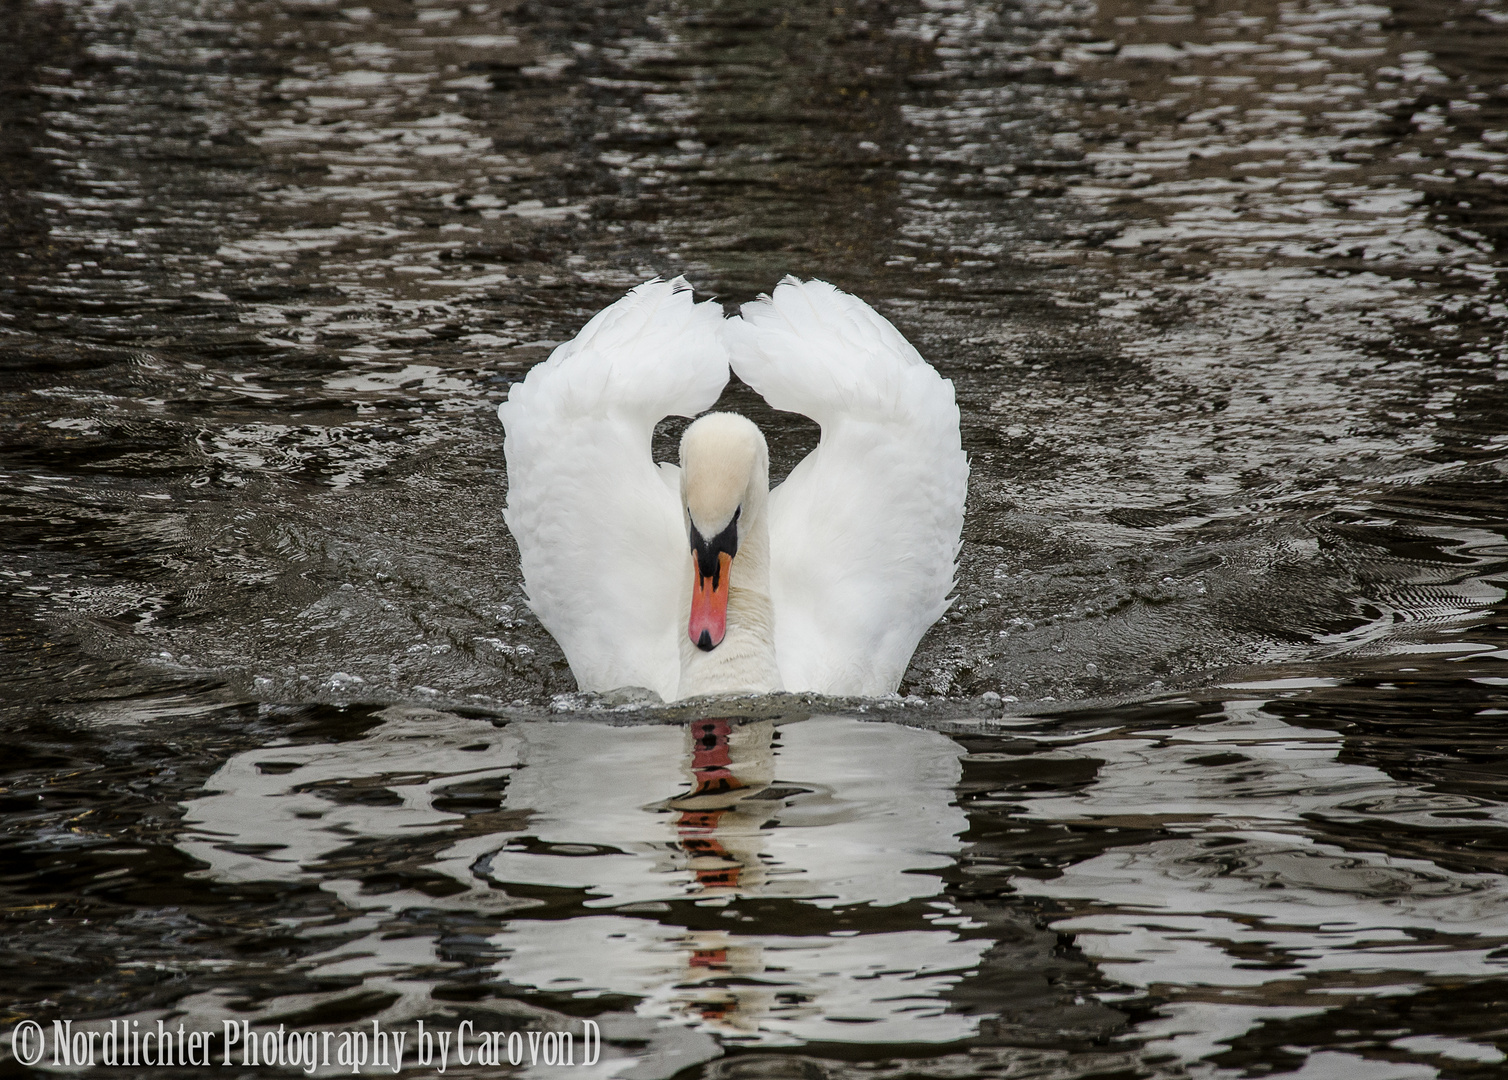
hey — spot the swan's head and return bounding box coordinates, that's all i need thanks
[679,412,768,652]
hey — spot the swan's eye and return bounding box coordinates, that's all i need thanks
[689,507,740,583]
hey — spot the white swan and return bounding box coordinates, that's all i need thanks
[498,275,967,701]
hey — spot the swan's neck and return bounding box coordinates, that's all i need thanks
[677,505,782,699]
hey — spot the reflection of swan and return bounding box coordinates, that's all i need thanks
[483,716,986,1047]
[499,276,967,701]
[486,716,968,909]
[182,713,970,910]
[179,711,985,1053]
[491,916,984,1047]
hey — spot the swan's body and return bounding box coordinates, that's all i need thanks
[499,276,967,701]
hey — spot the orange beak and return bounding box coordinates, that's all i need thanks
[689,551,732,651]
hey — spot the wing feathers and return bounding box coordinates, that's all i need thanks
[508,277,725,427]
[728,277,930,425]
[500,278,728,700]
[725,277,968,695]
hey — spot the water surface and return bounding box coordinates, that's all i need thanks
[4,0,1508,1075]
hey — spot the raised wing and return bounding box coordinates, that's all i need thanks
[499,278,727,701]
[725,277,967,695]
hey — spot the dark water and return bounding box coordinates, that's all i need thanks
[4,0,1508,1075]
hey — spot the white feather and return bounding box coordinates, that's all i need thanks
[725,277,968,695]
[499,278,728,701]
[501,275,966,701]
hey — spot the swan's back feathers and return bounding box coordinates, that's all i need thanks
[500,278,728,701]
[726,277,968,696]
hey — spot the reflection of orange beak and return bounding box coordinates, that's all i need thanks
[689,552,731,651]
